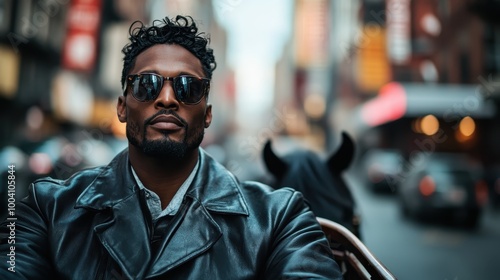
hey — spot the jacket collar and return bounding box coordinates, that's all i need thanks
[186,149,249,215]
[75,149,138,210]
[75,148,249,216]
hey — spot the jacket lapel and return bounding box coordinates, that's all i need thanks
[147,197,222,276]
[75,150,152,279]
[93,192,152,279]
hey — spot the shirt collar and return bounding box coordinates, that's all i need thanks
[131,159,199,218]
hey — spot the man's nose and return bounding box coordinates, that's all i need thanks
[154,80,180,109]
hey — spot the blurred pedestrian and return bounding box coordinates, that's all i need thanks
[0,15,341,279]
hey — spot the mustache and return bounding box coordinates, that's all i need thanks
[144,109,188,127]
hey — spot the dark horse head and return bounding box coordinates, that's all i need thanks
[263,132,360,237]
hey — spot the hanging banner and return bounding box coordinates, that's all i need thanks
[61,0,102,72]
[294,0,330,68]
[386,0,411,65]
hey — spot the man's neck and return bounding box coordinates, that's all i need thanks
[128,146,199,208]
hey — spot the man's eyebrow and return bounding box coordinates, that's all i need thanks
[136,69,160,75]
[136,70,201,77]
[178,71,200,77]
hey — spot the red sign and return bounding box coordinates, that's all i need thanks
[62,0,102,72]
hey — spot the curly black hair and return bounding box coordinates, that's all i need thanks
[121,15,217,90]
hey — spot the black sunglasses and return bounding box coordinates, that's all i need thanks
[126,73,210,104]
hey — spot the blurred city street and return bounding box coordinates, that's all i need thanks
[347,168,500,280]
[1,0,500,278]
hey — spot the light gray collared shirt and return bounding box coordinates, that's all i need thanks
[131,160,199,221]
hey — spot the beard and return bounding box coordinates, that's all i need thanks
[127,110,205,161]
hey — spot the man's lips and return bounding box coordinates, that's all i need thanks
[149,115,184,130]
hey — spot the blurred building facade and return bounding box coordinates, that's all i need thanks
[353,0,500,161]
[0,0,144,146]
[271,0,500,162]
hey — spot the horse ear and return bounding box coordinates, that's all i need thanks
[327,131,355,173]
[263,139,288,179]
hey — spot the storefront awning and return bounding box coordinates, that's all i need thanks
[359,82,497,127]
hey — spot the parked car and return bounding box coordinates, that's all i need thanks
[484,164,500,208]
[361,149,404,193]
[398,152,486,228]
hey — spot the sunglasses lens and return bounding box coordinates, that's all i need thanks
[174,76,207,104]
[133,74,162,101]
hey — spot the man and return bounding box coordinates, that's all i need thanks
[0,16,342,279]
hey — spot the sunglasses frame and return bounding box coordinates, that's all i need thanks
[126,73,210,105]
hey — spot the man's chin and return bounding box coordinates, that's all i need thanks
[141,139,189,160]
[148,128,183,141]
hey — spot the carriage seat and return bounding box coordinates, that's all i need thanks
[317,217,397,280]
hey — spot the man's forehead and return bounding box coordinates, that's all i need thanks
[131,44,204,75]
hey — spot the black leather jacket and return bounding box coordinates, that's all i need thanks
[0,149,342,279]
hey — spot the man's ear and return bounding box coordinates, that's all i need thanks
[117,95,127,123]
[204,103,212,128]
